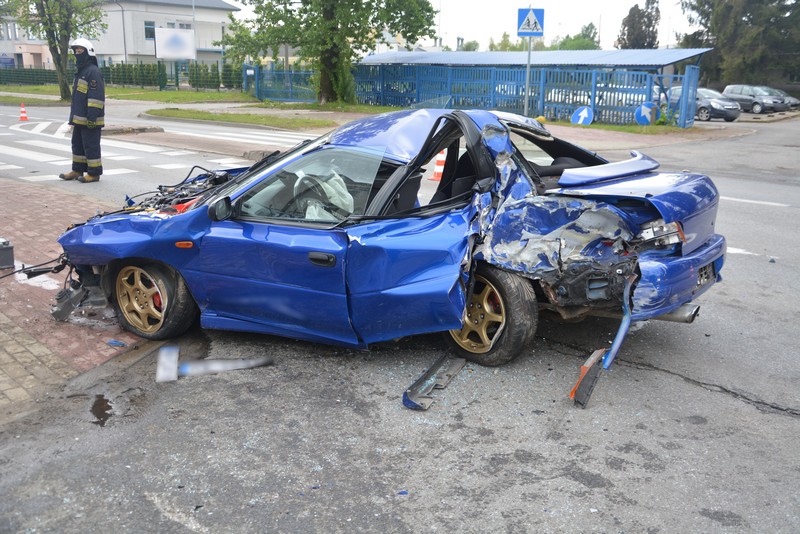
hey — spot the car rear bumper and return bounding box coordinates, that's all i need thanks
[632,234,726,320]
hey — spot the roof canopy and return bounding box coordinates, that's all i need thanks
[360,49,712,70]
[120,0,239,11]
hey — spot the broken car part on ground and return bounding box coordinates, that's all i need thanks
[43,109,726,407]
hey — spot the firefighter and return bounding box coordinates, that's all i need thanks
[59,38,105,183]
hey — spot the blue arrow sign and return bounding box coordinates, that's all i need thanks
[518,9,544,37]
[634,102,660,125]
[571,106,594,125]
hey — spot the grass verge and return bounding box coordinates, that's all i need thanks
[252,100,399,114]
[0,95,63,106]
[0,84,258,103]
[146,108,338,130]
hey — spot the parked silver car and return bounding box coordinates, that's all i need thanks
[764,87,800,110]
[722,84,789,114]
[669,87,740,122]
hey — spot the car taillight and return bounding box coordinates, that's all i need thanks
[637,219,686,248]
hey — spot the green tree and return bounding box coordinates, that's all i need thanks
[488,32,527,51]
[679,0,800,83]
[462,40,479,51]
[615,0,660,49]
[555,23,601,50]
[5,0,106,100]
[218,0,436,103]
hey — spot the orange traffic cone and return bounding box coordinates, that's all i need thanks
[430,149,446,181]
[19,103,28,121]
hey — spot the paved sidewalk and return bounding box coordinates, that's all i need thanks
[0,179,142,419]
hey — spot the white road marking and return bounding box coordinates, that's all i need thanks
[163,128,313,147]
[727,247,759,255]
[101,138,165,153]
[720,196,790,207]
[161,150,196,156]
[17,174,62,182]
[55,122,71,138]
[30,122,50,134]
[151,163,188,169]
[106,155,138,161]
[208,157,249,165]
[0,144,62,162]
[0,163,22,170]
[102,168,137,176]
[17,139,121,158]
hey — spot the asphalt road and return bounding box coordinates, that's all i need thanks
[1,110,798,533]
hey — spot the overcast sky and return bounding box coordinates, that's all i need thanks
[429,0,695,50]
[226,0,696,52]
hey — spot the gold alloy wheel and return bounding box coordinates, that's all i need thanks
[115,266,167,334]
[449,274,506,354]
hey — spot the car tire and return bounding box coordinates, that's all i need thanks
[697,107,711,121]
[112,263,198,340]
[751,102,763,114]
[724,117,737,122]
[444,264,538,366]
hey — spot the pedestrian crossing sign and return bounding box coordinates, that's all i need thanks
[518,8,544,37]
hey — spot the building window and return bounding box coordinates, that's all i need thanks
[167,22,175,28]
[144,20,155,39]
[179,23,192,30]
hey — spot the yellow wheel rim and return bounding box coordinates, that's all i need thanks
[449,274,506,354]
[115,266,167,334]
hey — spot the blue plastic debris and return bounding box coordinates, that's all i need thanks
[106,339,128,348]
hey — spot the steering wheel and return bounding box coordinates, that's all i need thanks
[294,174,327,200]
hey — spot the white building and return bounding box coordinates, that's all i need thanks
[0,0,238,68]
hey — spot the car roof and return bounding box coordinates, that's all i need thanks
[326,108,547,163]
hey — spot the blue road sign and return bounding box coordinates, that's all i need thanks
[634,102,660,125]
[518,9,545,37]
[571,106,594,125]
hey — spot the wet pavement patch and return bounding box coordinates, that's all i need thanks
[90,394,112,427]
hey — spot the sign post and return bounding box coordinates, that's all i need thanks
[517,8,544,116]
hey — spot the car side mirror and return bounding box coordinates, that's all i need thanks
[208,197,234,221]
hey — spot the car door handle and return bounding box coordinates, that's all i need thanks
[308,251,336,267]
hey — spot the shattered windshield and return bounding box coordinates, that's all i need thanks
[237,146,392,223]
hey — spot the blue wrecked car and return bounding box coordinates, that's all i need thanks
[55,109,725,402]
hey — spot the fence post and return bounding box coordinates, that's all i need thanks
[447,67,453,107]
[538,68,546,116]
[255,64,262,101]
[490,67,496,109]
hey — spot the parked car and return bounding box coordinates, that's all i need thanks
[763,87,800,110]
[53,109,726,373]
[669,86,741,122]
[722,84,789,114]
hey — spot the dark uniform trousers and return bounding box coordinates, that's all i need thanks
[71,126,103,176]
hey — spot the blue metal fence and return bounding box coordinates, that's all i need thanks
[243,62,698,127]
[243,63,316,102]
[354,64,697,127]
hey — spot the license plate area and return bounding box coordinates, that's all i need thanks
[697,262,715,287]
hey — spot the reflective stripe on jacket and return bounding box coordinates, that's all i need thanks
[69,62,105,128]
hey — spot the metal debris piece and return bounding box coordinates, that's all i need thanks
[570,274,637,408]
[402,354,467,410]
[155,345,273,383]
[51,286,88,321]
[51,285,108,321]
[570,349,605,408]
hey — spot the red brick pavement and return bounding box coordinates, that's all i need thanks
[0,178,142,413]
